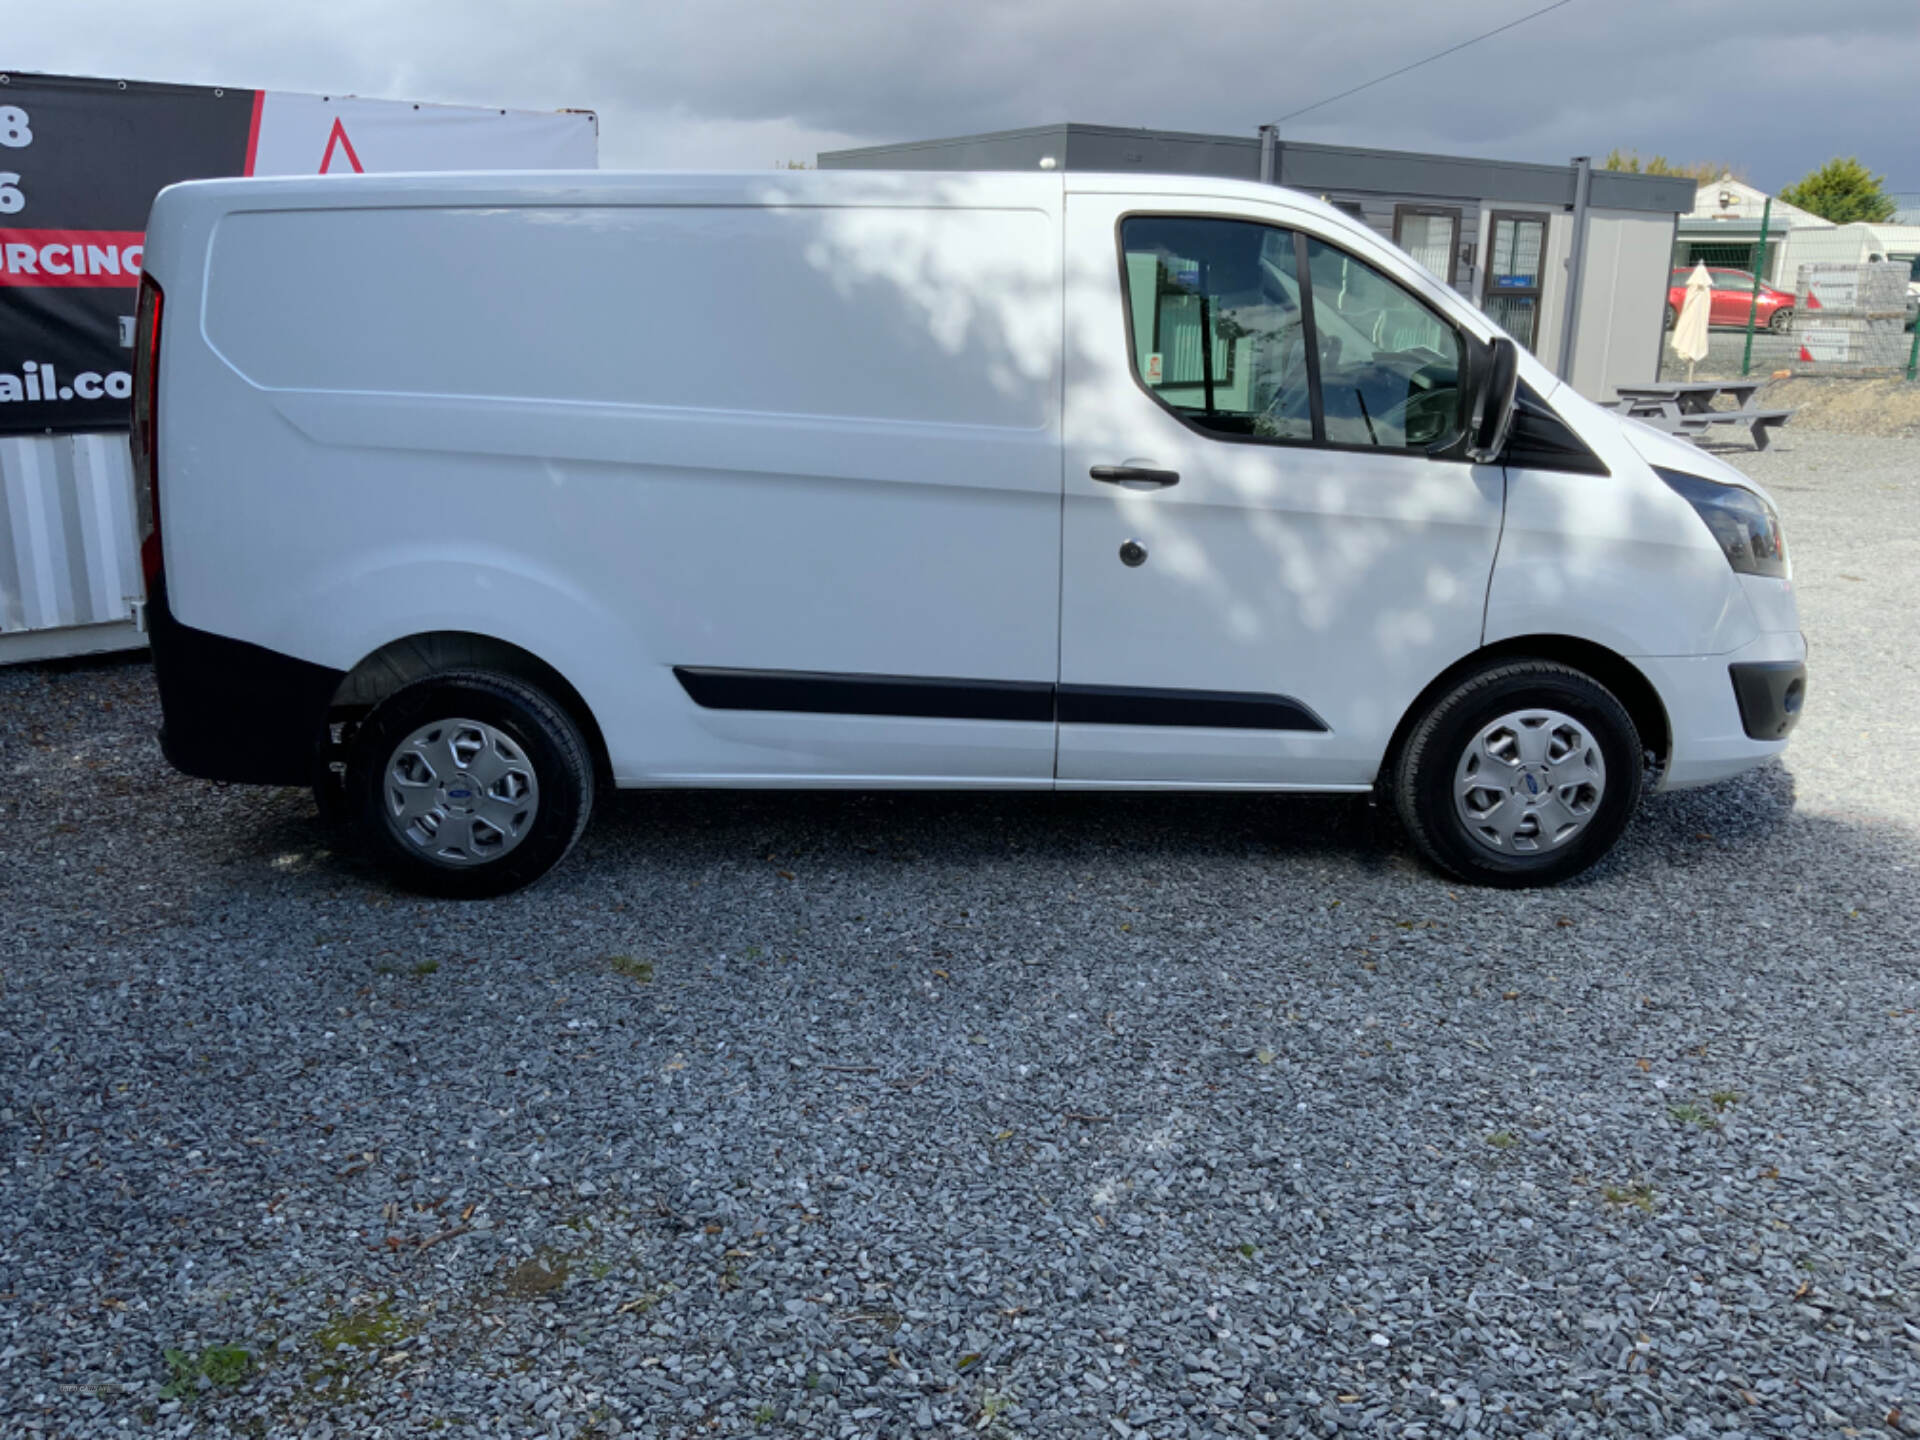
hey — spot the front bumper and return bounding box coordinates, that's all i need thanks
[149,578,345,786]
[1634,630,1807,791]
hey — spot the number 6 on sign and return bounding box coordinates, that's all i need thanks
[0,106,30,148]
[0,173,21,214]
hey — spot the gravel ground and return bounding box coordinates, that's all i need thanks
[3,429,1918,1440]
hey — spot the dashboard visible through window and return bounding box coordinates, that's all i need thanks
[1120,216,1464,452]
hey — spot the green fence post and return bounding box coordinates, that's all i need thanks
[1740,196,1772,378]
[1908,325,1919,383]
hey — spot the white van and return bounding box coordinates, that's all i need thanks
[134,170,1805,896]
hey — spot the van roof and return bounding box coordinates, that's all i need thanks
[154,166,1361,231]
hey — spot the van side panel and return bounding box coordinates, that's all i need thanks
[164,183,1065,785]
[201,205,1052,427]
[1485,380,1761,662]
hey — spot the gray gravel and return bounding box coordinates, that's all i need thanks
[4,428,1919,1439]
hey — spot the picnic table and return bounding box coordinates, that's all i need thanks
[1600,380,1792,450]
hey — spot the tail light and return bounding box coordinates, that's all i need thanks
[131,273,164,587]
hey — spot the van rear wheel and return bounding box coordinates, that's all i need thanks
[1391,660,1643,887]
[351,670,593,898]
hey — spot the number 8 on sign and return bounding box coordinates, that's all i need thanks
[0,107,31,148]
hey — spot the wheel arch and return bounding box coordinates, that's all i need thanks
[328,631,612,786]
[1381,636,1672,789]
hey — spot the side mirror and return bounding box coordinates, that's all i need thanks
[1462,335,1520,465]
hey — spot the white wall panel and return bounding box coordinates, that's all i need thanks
[0,433,144,656]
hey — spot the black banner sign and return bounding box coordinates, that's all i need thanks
[0,73,257,434]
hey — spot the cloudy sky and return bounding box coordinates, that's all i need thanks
[11,0,1919,193]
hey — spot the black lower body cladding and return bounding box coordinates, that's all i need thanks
[148,578,345,786]
[1729,659,1807,742]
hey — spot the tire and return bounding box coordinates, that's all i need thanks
[1390,660,1644,888]
[1769,307,1793,334]
[349,670,594,898]
[1664,302,1677,329]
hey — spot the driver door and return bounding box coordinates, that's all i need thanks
[1057,192,1505,787]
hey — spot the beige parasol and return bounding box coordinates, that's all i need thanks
[1670,262,1713,379]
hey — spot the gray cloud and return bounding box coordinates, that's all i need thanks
[11,0,1919,191]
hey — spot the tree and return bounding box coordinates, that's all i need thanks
[1602,150,1737,183]
[1779,157,1897,224]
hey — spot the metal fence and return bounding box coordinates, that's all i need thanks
[1660,193,1920,381]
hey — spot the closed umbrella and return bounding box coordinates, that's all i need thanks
[1670,262,1713,379]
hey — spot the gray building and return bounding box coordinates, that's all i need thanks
[820,123,1694,402]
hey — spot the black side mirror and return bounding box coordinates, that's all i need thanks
[1462,336,1520,465]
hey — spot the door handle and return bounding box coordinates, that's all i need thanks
[1090,465,1180,488]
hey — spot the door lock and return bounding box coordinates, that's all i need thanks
[1119,539,1148,568]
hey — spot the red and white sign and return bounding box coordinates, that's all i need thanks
[0,71,597,436]
[245,93,598,178]
[0,228,143,287]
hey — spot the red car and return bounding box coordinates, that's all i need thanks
[1666,268,1795,333]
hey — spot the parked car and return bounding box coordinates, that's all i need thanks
[1667,268,1796,332]
[135,171,1807,895]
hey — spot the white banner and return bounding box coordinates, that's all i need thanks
[248,92,598,177]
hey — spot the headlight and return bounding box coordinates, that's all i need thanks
[1656,467,1787,578]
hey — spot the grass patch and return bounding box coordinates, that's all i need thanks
[971,1385,1016,1434]
[1602,1183,1657,1213]
[410,960,439,978]
[1710,1089,1739,1111]
[503,1253,569,1300]
[313,1301,409,1353]
[753,1404,776,1424]
[1666,1102,1717,1129]
[161,1344,253,1400]
[1485,1131,1516,1149]
[607,955,654,983]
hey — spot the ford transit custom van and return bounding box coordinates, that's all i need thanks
[135,170,1805,895]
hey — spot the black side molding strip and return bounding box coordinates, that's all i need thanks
[1059,683,1327,732]
[673,667,1328,732]
[673,667,1054,722]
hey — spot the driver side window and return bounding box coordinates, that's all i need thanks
[1119,216,1464,452]
[1120,217,1313,442]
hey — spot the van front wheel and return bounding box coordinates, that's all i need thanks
[351,671,594,898]
[1391,661,1643,887]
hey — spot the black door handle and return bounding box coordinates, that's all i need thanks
[1090,465,1180,488]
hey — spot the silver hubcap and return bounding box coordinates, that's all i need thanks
[1453,708,1606,855]
[384,718,539,866]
